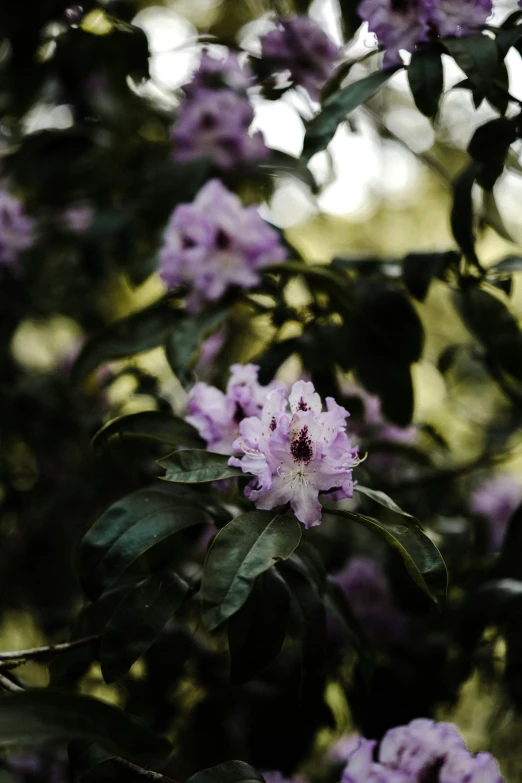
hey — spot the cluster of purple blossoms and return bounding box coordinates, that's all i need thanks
[172,50,267,169]
[185,363,284,455]
[342,719,503,782]
[0,188,35,271]
[359,0,493,67]
[230,380,361,528]
[469,473,522,551]
[260,15,340,101]
[159,179,286,310]
[334,556,406,644]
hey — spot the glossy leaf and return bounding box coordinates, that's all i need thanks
[302,68,399,161]
[402,251,459,302]
[101,570,189,683]
[408,49,444,118]
[80,485,211,599]
[450,164,479,266]
[92,411,205,453]
[165,308,228,388]
[201,511,302,630]
[158,450,244,483]
[228,569,290,685]
[355,485,414,518]
[71,298,182,385]
[0,690,171,766]
[187,761,265,783]
[324,506,447,604]
[443,35,498,93]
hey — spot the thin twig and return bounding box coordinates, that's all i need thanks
[0,672,24,693]
[114,757,179,782]
[0,635,100,662]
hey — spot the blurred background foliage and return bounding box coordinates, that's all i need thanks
[3,0,522,781]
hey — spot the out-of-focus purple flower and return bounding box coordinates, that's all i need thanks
[7,754,69,783]
[340,722,503,782]
[172,89,267,170]
[328,734,365,765]
[230,380,362,528]
[439,748,503,783]
[184,50,253,98]
[469,473,522,551]
[159,179,286,311]
[0,189,34,270]
[379,718,465,777]
[62,203,94,233]
[195,326,227,374]
[333,556,406,644]
[359,0,492,68]
[263,773,309,783]
[260,15,340,101]
[185,363,284,455]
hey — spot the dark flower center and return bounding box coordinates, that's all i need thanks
[297,397,308,411]
[290,425,313,464]
[234,402,245,423]
[216,228,231,249]
[270,417,277,431]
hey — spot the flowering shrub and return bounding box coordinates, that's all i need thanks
[4,0,522,782]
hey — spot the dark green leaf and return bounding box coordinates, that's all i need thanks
[492,256,522,273]
[101,570,188,683]
[256,337,300,386]
[455,285,522,381]
[80,485,211,599]
[228,569,290,685]
[302,68,399,161]
[256,150,319,193]
[450,164,479,265]
[187,761,264,783]
[158,450,244,483]
[325,578,373,678]
[164,308,228,388]
[280,563,327,674]
[408,49,444,118]
[338,0,364,40]
[324,506,447,604]
[402,251,459,301]
[201,511,302,630]
[443,35,498,93]
[355,485,414,518]
[71,298,182,385]
[92,411,205,453]
[0,691,171,766]
[68,742,115,779]
[468,118,517,191]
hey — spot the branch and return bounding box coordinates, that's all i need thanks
[114,758,180,783]
[0,672,24,693]
[0,635,100,662]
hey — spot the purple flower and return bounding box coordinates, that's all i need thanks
[359,0,492,67]
[184,50,253,99]
[62,203,94,233]
[341,739,409,783]
[159,179,286,311]
[185,363,284,455]
[260,16,340,101]
[172,89,268,170]
[378,718,466,777]
[7,754,68,783]
[229,380,362,528]
[469,473,522,551]
[0,189,34,270]
[439,749,503,783]
[333,556,406,644]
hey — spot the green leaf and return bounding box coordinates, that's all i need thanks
[92,411,205,453]
[408,48,444,118]
[468,118,517,191]
[491,256,522,274]
[164,308,228,388]
[256,337,301,386]
[280,562,326,674]
[324,506,447,604]
[101,570,189,684]
[228,569,290,685]
[443,35,498,93]
[450,164,479,266]
[256,150,319,193]
[355,485,414,518]
[0,691,171,766]
[302,68,399,161]
[80,485,211,600]
[201,511,302,630]
[158,450,244,483]
[402,251,459,302]
[71,297,182,385]
[455,285,522,381]
[187,761,265,783]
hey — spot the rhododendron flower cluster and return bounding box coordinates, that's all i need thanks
[229,380,361,528]
[359,0,493,67]
[260,15,340,101]
[0,189,34,270]
[185,363,284,455]
[342,719,503,782]
[159,179,286,310]
[172,50,266,169]
[469,473,522,551]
